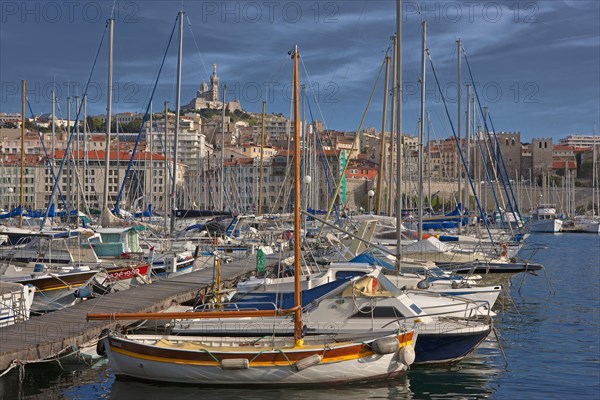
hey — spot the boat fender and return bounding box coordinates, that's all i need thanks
[74,286,93,299]
[500,243,508,257]
[221,358,250,370]
[371,337,400,355]
[96,328,110,357]
[294,354,322,371]
[398,344,416,366]
[417,279,430,290]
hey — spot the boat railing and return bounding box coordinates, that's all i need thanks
[12,285,30,324]
[380,304,492,330]
[192,301,281,313]
[403,289,493,319]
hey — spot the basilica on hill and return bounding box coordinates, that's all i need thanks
[184,64,241,112]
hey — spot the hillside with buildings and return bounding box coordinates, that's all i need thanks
[1,63,598,215]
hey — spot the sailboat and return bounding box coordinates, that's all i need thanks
[574,128,600,233]
[88,42,416,385]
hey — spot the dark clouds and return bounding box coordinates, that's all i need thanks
[1,0,598,141]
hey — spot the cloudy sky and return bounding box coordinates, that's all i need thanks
[1,0,598,142]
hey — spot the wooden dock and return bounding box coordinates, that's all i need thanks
[0,258,265,372]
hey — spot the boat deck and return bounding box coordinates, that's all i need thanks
[0,256,275,372]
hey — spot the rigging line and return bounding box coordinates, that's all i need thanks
[327,1,368,98]
[40,21,108,230]
[152,119,174,188]
[113,15,178,213]
[478,119,506,218]
[51,100,69,139]
[86,149,103,208]
[484,110,524,227]
[462,47,521,223]
[185,14,210,83]
[306,97,341,224]
[26,100,70,213]
[110,0,117,19]
[426,48,495,245]
[462,48,522,233]
[475,125,504,230]
[299,54,329,132]
[306,96,338,194]
[317,48,390,237]
[428,110,459,208]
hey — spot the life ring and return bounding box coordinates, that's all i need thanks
[500,243,508,257]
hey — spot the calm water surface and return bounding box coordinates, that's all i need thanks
[1,233,598,399]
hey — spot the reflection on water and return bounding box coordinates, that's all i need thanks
[0,358,111,400]
[0,234,598,399]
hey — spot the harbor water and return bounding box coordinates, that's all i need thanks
[0,233,598,399]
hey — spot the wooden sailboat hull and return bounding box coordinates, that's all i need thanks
[11,270,98,313]
[103,331,415,385]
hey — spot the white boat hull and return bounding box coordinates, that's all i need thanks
[529,219,562,233]
[573,220,600,233]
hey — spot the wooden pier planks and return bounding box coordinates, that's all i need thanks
[0,259,258,371]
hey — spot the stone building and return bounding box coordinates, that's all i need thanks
[531,137,554,176]
[496,132,522,180]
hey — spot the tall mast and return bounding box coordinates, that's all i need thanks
[483,106,488,212]
[51,89,55,168]
[593,123,597,217]
[220,85,227,211]
[417,20,426,241]
[20,80,25,228]
[427,111,431,210]
[170,10,184,234]
[258,101,265,216]
[291,45,303,346]
[387,35,397,216]
[395,0,403,270]
[301,84,307,182]
[67,95,72,216]
[164,101,169,233]
[466,83,471,212]
[116,116,120,207]
[456,38,462,234]
[376,55,390,215]
[149,101,153,212]
[75,95,80,227]
[103,17,114,214]
[83,95,88,209]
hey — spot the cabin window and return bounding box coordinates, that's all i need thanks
[350,306,406,318]
[102,233,121,243]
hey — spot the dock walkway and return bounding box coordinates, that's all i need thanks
[0,258,261,372]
